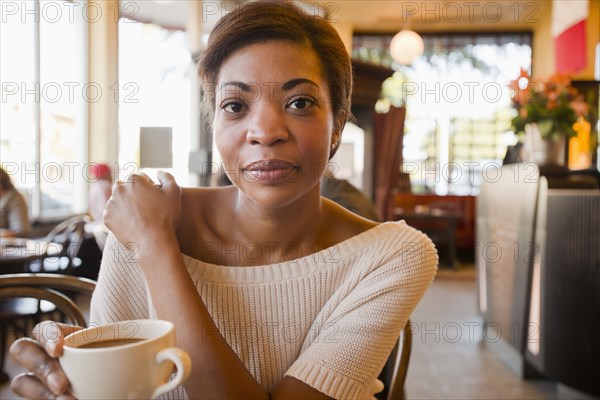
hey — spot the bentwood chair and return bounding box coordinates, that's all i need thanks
[377,319,413,400]
[0,273,96,382]
[28,215,90,274]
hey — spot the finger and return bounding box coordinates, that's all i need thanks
[11,373,75,400]
[124,172,151,184]
[9,339,69,396]
[131,172,164,191]
[32,322,82,357]
[157,171,179,193]
[136,172,152,182]
[11,373,55,400]
[140,172,164,189]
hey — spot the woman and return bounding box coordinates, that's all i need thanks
[0,166,30,238]
[10,3,437,399]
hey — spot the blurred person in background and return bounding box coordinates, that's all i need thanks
[87,163,113,222]
[86,163,113,251]
[321,167,381,221]
[0,166,30,238]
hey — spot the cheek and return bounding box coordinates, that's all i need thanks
[215,138,238,168]
[213,121,240,160]
[298,129,332,176]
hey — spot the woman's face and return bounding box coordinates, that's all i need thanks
[214,41,336,209]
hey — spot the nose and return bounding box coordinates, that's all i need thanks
[246,104,289,146]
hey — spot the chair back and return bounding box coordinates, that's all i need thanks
[382,320,413,400]
[30,216,90,274]
[0,273,96,327]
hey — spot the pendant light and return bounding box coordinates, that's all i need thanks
[389,29,424,65]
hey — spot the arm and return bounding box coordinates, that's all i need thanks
[4,190,30,237]
[104,172,331,400]
[284,230,438,399]
[89,232,151,324]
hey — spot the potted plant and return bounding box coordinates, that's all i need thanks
[509,70,591,166]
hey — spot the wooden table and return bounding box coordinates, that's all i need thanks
[394,211,460,269]
[0,238,61,274]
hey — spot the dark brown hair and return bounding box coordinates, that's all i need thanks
[198,1,352,158]
[0,167,16,191]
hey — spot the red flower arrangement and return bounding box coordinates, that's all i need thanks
[509,69,590,139]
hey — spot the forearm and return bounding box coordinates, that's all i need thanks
[7,204,30,236]
[136,232,269,400]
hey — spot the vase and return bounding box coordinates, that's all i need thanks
[523,123,567,166]
[542,134,566,166]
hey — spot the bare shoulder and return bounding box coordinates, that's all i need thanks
[178,186,236,240]
[319,197,380,245]
[181,186,233,207]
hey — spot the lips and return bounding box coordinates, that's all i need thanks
[242,159,298,184]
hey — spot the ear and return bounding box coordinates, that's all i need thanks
[329,129,342,160]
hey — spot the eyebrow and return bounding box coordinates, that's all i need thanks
[220,81,252,92]
[282,78,319,91]
[219,78,319,93]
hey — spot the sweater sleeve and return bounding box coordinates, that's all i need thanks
[89,233,188,400]
[5,190,30,236]
[285,228,438,399]
[90,232,151,325]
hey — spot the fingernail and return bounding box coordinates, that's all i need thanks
[48,372,64,394]
[46,341,61,358]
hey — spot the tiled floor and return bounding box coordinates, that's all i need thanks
[405,270,560,399]
[0,267,590,399]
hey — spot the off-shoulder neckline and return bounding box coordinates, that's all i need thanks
[181,221,412,284]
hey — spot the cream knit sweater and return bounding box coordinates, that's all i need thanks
[90,221,437,399]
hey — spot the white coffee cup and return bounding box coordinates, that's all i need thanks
[59,319,191,399]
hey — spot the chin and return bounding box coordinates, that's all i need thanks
[237,180,319,210]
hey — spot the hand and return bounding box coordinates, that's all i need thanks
[10,321,82,399]
[104,171,182,247]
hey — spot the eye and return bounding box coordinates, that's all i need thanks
[222,101,246,114]
[287,97,315,110]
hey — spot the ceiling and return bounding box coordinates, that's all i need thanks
[123,0,552,33]
[119,0,195,30]
[333,0,552,33]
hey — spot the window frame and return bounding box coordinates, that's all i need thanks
[0,0,89,221]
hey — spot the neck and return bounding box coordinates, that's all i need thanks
[228,185,325,263]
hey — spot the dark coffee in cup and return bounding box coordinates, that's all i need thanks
[78,338,145,349]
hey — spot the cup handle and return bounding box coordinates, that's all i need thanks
[150,347,192,399]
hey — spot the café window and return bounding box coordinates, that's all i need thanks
[1,0,88,219]
[353,33,532,195]
[118,17,193,185]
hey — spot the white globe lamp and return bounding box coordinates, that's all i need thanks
[390,29,424,65]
